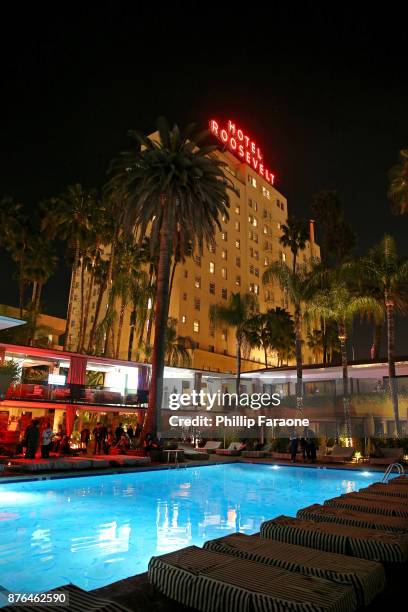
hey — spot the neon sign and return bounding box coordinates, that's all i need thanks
[209,119,275,185]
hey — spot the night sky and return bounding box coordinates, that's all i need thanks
[1,4,407,358]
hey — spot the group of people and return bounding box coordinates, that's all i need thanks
[20,420,70,459]
[83,421,143,455]
[289,436,317,463]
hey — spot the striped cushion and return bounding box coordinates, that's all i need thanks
[203,533,385,606]
[360,484,408,498]
[1,585,132,611]
[260,515,408,563]
[297,504,408,533]
[148,545,357,612]
[324,495,408,517]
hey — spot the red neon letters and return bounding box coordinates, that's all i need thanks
[209,119,275,185]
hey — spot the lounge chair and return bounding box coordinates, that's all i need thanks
[179,445,209,460]
[369,447,404,465]
[360,483,408,499]
[198,440,221,453]
[1,583,133,611]
[297,503,408,533]
[260,515,408,563]
[9,458,71,472]
[148,545,357,612]
[324,494,408,517]
[215,442,243,456]
[108,455,151,467]
[203,532,385,606]
[323,446,355,463]
[241,443,271,458]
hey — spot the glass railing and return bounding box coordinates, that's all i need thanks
[5,383,148,407]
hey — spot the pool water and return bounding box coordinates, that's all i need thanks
[0,464,381,594]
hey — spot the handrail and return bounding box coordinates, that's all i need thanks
[382,462,405,483]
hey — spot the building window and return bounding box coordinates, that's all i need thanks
[194,298,201,310]
[235,205,240,214]
[263,225,268,234]
[221,231,228,241]
[209,282,215,294]
[277,222,281,229]
[209,261,215,274]
[221,328,228,340]
[281,252,286,262]
[221,288,228,299]
[253,200,258,211]
[194,255,201,266]
[195,276,201,289]
[181,315,187,323]
[235,239,240,249]
[221,267,227,279]
[253,216,258,227]
[222,213,227,222]
[209,243,216,253]
[236,256,241,267]
[249,247,254,258]
[182,292,187,300]
[255,268,259,278]
[235,275,241,286]
[254,284,259,294]
[208,345,215,352]
[264,256,269,266]
[234,221,240,231]
[254,250,259,260]
[193,320,200,333]
[249,264,254,275]
[222,250,227,260]
[262,187,270,199]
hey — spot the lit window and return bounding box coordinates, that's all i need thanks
[194,298,201,310]
[193,320,200,333]
[222,214,227,222]
[235,275,241,286]
[221,267,227,279]
[262,187,270,199]
[209,282,215,294]
[251,177,257,188]
[195,277,201,289]
[221,288,228,299]
[222,250,227,260]
[253,233,258,243]
[181,315,187,323]
[235,240,240,249]
[235,205,240,214]
[280,252,286,262]
[253,200,258,211]
[254,284,259,294]
[209,244,216,253]
[253,217,258,227]
[221,328,228,340]
[249,283,254,293]
[263,226,268,234]
[264,256,269,266]
[235,221,240,231]
[254,250,259,260]
[277,222,281,229]
[209,261,215,274]
[221,231,228,241]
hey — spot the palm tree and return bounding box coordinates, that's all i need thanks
[42,184,96,350]
[306,329,323,364]
[110,118,233,437]
[308,280,382,445]
[210,292,258,395]
[279,216,309,274]
[165,318,196,367]
[344,235,408,436]
[263,262,317,409]
[247,307,295,367]
[388,149,408,215]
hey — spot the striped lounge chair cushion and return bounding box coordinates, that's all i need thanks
[324,495,408,517]
[148,545,357,612]
[360,484,408,499]
[1,584,132,611]
[297,504,408,533]
[343,491,408,507]
[203,533,385,606]
[260,515,408,563]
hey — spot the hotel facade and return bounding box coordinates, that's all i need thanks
[67,119,320,372]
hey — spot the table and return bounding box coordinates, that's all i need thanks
[163,449,184,464]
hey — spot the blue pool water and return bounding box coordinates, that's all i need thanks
[0,464,381,594]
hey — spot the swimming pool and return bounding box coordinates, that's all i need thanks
[0,464,381,594]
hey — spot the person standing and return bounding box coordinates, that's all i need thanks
[25,420,40,459]
[300,438,307,462]
[127,425,134,440]
[41,422,54,458]
[93,422,103,455]
[289,434,298,463]
[115,422,124,442]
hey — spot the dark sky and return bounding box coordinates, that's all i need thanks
[1,3,407,358]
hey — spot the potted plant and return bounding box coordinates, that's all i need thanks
[0,359,21,398]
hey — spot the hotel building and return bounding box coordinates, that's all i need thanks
[67,119,320,372]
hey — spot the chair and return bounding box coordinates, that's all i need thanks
[369,447,404,465]
[322,446,355,462]
[297,503,408,533]
[198,440,221,453]
[148,545,357,612]
[215,442,243,456]
[324,494,408,517]
[203,532,385,607]
[241,443,271,458]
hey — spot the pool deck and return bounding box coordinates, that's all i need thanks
[0,454,387,484]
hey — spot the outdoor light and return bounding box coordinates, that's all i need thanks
[362,471,371,476]
[272,465,279,470]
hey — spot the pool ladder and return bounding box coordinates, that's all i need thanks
[382,462,405,483]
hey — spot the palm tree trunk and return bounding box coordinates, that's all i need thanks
[35,283,43,311]
[143,200,174,439]
[19,250,26,319]
[128,308,136,361]
[31,281,38,305]
[264,345,268,368]
[115,298,127,359]
[321,316,327,365]
[64,239,80,351]
[385,299,400,436]
[103,235,118,355]
[87,277,107,353]
[236,336,242,397]
[169,258,177,300]
[338,319,352,446]
[294,304,303,408]
[76,256,86,352]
